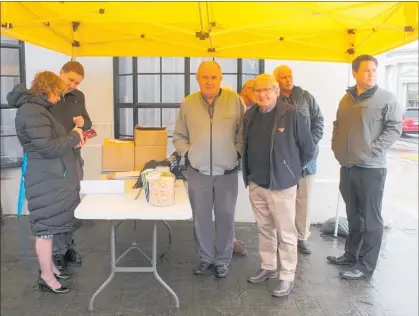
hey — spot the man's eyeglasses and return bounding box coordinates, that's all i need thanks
[253,87,274,94]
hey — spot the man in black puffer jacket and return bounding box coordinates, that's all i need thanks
[274,65,324,255]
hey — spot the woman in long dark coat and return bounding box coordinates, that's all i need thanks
[8,71,85,294]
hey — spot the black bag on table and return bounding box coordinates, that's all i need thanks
[133,151,185,189]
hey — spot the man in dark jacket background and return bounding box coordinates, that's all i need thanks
[49,61,92,270]
[244,74,315,297]
[328,55,402,280]
[273,65,324,255]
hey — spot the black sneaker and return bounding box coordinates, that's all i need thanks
[64,248,82,265]
[192,262,214,275]
[53,254,67,271]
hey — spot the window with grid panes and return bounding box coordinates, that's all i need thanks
[113,57,264,139]
[406,82,419,108]
[1,35,26,168]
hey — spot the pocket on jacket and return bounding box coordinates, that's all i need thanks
[360,103,381,122]
[352,139,374,164]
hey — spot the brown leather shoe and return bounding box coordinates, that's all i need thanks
[326,254,356,266]
[247,269,278,284]
[272,280,294,297]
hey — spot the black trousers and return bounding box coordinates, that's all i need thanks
[339,166,387,274]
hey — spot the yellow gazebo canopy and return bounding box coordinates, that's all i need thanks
[1,1,418,62]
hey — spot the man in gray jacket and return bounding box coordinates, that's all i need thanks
[328,55,403,280]
[173,61,245,278]
[273,65,324,254]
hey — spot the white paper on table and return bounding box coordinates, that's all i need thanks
[80,180,125,194]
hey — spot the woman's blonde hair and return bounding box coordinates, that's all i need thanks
[29,71,67,98]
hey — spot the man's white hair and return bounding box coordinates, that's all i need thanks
[253,74,279,89]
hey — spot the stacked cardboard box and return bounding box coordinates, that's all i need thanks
[134,126,167,171]
[101,127,168,172]
[102,138,135,171]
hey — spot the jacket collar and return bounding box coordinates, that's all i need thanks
[347,84,378,100]
[63,89,78,98]
[200,88,223,103]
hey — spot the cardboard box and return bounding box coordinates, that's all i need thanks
[134,126,167,147]
[102,139,135,172]
[134,145,167,171]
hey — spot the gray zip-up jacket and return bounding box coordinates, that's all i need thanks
[332,85,403,168]
[173,89,245,176]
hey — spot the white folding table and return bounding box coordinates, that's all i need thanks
[75,180,192,311]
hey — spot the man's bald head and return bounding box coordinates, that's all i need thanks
[196,61,223,99]
[273,65,294,94]
[196,61,222,78]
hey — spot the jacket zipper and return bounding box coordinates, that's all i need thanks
[207,102,215,176]
[61,158,67,179]
[283,160,295,178]
[210,117,213,176]
[269,108,287,188]
[347,95,356,156]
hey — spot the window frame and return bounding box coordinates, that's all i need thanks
[1,38,26,169]
[113,57,264,139]
[406,82,419,108]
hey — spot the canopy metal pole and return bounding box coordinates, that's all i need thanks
[334,191,341,237]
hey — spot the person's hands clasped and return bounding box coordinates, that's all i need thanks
[72,127,85,148]
[73,116,85,128]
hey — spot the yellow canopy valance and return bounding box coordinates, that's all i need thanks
[1,1,418,62]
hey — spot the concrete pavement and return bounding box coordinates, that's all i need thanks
[1,217,417,316]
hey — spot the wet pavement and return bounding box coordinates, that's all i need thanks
[400,134,419,145]
[1,216,418,316]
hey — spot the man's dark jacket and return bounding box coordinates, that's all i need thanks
[49,89,92,165]
[242,98,316,190]
[50,89,92,133]
[279,86,324,175]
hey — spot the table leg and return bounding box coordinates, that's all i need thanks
[152,221,180,309]
[88,221,116,311]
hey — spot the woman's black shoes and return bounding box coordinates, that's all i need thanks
[37,270,71,294]
[38,278,70,294]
